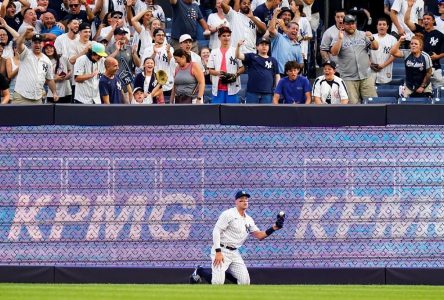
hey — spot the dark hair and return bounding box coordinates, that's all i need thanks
[173,48,191,62]
[143,56,155,64]
[153,28,165,36]
[43,45,61,74]
[292,0,305,16]
[334,9,346,15]
[284,60,301,73]
[377,17,389,24]
[102,12,112,27]
[199,46,210,55]
[23,7,34,16]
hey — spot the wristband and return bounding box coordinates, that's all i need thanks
[265,227,275,236]
[215,248,221,253]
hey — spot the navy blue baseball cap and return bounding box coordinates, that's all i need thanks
[235,190,250,199]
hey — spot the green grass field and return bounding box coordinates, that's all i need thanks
[1,284,444,300]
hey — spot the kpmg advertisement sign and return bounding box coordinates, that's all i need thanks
[0,125,443,267]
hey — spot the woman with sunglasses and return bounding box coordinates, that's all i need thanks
[62,0,94,25]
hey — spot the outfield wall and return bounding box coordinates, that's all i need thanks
[1,104,444,284]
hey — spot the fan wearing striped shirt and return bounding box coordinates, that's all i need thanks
[312,60,349,104]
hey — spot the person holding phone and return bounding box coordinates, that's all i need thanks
[43,41,72,103]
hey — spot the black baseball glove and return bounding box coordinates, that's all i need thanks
[220,71,237,84]
[275,212,285,229]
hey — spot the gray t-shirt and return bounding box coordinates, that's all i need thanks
[320,25,341,72]
[332,30,372,80]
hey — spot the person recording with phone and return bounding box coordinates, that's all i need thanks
[43,41,72,103]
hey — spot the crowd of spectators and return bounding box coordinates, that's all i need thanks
[0,0,442,105]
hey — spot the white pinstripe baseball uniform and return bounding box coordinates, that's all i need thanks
[141,44,175,92]
[370,33,397,84]
[73,54,105,104]
[211,207,259,285]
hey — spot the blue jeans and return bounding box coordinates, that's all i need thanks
[245,92,273,104]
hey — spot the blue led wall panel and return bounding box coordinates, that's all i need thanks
[0,125,443,268]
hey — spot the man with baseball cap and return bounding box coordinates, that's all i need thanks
[12,27,58,104]
[106,27,138,102]
[330,14,378,104]
[97,11,130,45]
[236,37,280,103]
[404,1,444,89]
[179,34,205,71]
[73,42,107,104]
[268,8,304,75]
[312,60,349,105]
[206,190,284,284]
[207,26,244,104]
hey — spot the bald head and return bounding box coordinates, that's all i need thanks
[104,57,119,76]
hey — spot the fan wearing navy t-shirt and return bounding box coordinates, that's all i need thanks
[99,57,129,104]
[404,7,444,88]
[235,37,280,104]
[273,60,311,104]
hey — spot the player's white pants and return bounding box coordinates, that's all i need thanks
[211,248,250,285]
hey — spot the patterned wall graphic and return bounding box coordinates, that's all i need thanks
[0,125,443,268]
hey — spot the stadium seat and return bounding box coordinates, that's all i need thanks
[376,84,399,90]
[433,98,444,104]
[376,88,399,98]
[390,76,404,85]
[398,97,433,104]
[364,97,398,104]
[392,66,405,76]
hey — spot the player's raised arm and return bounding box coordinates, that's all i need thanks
[252,211,285,240]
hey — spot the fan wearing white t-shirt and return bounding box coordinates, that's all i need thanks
[313,60,349,105]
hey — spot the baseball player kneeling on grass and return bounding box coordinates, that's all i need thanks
[210,190,284,285]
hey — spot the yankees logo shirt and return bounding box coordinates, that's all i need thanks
[243,53,279,94]
[225,7,261,54]
[413,24,444,70]
[391,0,424,40]
[370,33,397,84]
[208,46,243,96]
[15,48,54,100]
[99,74,124,104]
